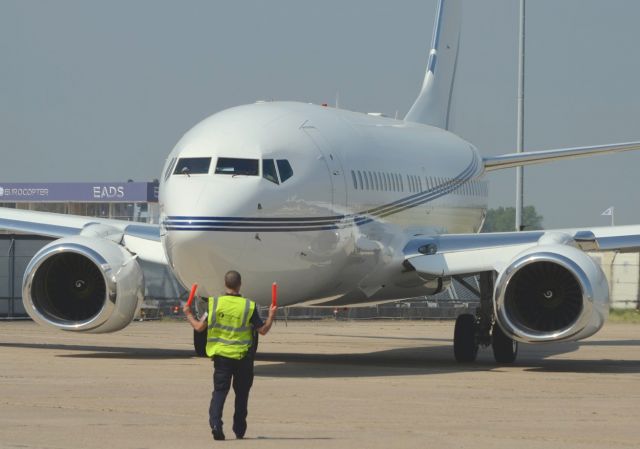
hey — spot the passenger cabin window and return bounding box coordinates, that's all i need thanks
[174,157,211,175]
[215,158,259,176]
[277,159,294,182]
[263,159,279,184]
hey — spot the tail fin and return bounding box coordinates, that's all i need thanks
[404,0,462,129]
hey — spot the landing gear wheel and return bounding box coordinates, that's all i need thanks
[194,328,207,357]
[454,314,479,362]
[492,324,518,363]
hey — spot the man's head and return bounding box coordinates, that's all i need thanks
[224,270,242,292]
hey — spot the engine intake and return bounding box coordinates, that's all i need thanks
[495,245,609,343]
[504,261,583,332]
[23,236,144,333]
[31,251,107,323]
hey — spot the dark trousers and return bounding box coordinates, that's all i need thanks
[209,354,254,436]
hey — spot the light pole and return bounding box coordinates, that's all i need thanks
[515,0,526,231]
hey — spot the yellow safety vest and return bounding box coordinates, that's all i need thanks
[206,295,256,359]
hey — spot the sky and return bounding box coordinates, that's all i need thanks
[2,0,640,229]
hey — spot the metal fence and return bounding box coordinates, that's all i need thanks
[257,277,481,321]
[0,234,185,319]
[0,233,483,320]
[0,235,53,318]
[7,232,637,321]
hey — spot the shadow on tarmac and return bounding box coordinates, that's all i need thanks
[252,342,585,378]
[313,333,452,343]
[0,342,194,360]
[579,339,640,347]
[247,436,333,441]
[1,340,638,376]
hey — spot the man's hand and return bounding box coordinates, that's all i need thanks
[183,303,192,316]
[183,303,207,332]
[257,305,277,336]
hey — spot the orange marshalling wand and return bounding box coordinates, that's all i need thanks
[186,283,198,307]
[271,282,278,307]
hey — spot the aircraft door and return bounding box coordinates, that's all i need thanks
[302,126,348,212]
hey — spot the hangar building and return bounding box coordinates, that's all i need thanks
[0,181,184,318]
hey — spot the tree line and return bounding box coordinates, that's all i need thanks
[481,206,543,232]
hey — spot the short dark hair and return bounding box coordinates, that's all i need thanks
[224,270,242,290]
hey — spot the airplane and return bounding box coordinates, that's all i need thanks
[2,0,640,363]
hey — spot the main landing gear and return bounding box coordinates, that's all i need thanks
[453,272,518,363]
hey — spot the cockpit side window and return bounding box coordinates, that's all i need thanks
[263,159,279,184]
[164,157,177,180]
[215,158,259,176]
[174,157,211,175]
[276,159,293,183]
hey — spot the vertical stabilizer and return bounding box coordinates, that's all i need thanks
[404,0,462,129]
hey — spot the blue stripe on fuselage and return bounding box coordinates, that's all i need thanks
[164,156,479,232]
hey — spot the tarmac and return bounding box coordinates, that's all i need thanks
[1,319,639,449]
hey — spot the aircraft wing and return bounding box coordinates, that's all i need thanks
[403,225,640,277]
[0,207,166,264]
[483,141,640,171]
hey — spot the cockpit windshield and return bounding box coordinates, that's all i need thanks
[276,159,293,182]
[215,158,259,176]
[262,159,279,184]
[173,157,211,175]
[262,158,294,184]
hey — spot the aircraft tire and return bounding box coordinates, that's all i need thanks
[194,328,207,357]
[454,314,478,362]
[492,324,518,363]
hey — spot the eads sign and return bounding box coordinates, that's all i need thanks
[92,185,125,199]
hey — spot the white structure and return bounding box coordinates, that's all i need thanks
[594,252,640,309]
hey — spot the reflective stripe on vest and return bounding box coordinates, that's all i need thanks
[206,295,255,359]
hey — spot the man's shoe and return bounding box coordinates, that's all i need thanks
[212,427,225,441]
[233,425,245,439]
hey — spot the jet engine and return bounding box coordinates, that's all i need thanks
[22,236,144,333]
[494,244,609,343]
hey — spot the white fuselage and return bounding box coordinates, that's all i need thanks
[160,101,487,306]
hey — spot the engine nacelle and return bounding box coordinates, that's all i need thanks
[22,236,144,333]
[494,244,609,343]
